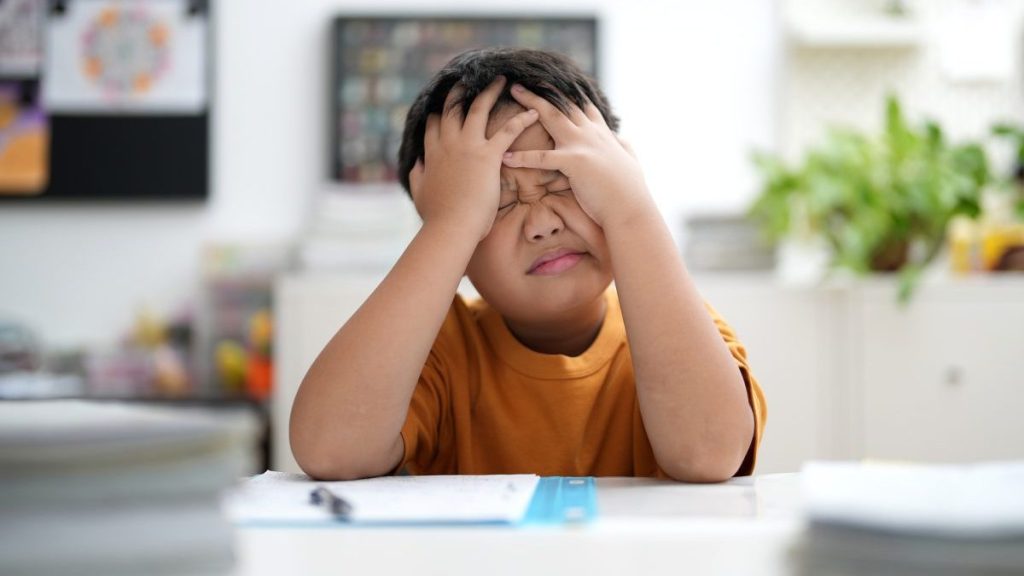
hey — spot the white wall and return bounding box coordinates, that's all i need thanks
[0,0,778,348]
[780,0,1024,163]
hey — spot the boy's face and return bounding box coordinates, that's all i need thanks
[465,104,613,325]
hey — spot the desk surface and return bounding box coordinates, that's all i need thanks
[234,473,804,576]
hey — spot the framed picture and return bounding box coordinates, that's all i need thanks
[331,15,598,184]
[1,0,210,202]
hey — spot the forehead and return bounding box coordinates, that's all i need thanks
[484,104,554,152]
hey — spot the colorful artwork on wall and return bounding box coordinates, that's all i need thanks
[331,16,598,184]
[0,81,47,195]
[43,0,207,113]
[0,0,210,202]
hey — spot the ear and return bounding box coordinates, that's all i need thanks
[408,158,425,207]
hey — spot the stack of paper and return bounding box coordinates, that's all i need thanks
[0,400,258,576]
[296,188,417,271]
[794,460,1024,575]
[226,470,541,526]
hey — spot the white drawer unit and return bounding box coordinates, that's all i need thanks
[856,282,1024,463]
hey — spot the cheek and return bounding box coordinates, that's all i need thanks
[556,204,610,260]
[553,199,599,235]
[468,231,510,274]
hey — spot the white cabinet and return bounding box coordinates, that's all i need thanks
[693,275,852,474]
[273,272,1024,474]
[272,272,477,474]
[855,280,1024,463]
[271,271,384,474]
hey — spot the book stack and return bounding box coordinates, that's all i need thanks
[0,400,258,576]
[296,188,418,272]
[794,460,1024,576]
[683,214,776,272]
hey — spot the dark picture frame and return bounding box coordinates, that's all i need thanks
[330,15,598,184]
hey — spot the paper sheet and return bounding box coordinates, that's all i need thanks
[801,460,1024,537]
[226,471,540,525]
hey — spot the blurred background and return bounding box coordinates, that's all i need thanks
[1,0,1022,476]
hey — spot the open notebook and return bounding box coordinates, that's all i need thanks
[225,471,597,526]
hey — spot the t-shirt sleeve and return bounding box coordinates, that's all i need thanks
[396,299,463,474]
[704,302,767,477]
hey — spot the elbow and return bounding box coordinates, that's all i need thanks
[298,458,371,482]
[289,419,363,481]
[289,389,366,480]
[659,416,755,483]
[660,454,739,484]
[289,416,400,481]
[291,436,378,481]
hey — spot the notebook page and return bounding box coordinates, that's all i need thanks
[801,460,1024,537]
[226,471,540,525]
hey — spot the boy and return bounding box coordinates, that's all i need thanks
[291,48,765,482]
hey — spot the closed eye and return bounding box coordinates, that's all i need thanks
[547,174,571,193]
[498,200,518,213]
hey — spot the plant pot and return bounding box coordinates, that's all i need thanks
[869,238,910,272]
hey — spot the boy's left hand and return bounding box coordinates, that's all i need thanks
[501,84,650,228]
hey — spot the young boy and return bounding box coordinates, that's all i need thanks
[291,48,765,482]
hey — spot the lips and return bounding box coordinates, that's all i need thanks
[528,248,586,275]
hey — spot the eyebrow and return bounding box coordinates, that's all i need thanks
[499,170,563,192]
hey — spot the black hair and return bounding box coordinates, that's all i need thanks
[397,47,619,194]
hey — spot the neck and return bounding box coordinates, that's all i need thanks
[503,296,607,356]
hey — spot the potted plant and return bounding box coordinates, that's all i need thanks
[991,122,1024,220]
[749,95,990,301]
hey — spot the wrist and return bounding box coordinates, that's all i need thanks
[597,188,658,232]
[419,216,489,248]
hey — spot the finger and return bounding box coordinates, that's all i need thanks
[464,76,506,134]
[564,92,590,126]
[439,83,465,138]
[502,149,568,171]
[509,84,577,132]
[567,103,588,126]
[488,108,540,151]
[443,82,465,118]
[583,99,606,125]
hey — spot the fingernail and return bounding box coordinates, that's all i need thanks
[503,152,513,159]
[511,84,524,93]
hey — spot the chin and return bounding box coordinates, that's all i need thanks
[505,277,611,320]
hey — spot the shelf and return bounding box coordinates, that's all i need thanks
[786,17,923,49]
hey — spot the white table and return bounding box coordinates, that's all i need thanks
[234,473,804,576]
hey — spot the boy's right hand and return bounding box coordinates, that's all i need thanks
[409,76,540,242]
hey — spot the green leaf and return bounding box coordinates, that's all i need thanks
[748,94,993,303]
[897,264,922,305]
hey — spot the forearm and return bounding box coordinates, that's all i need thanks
[290,222,478,479]
[604,197,754,482]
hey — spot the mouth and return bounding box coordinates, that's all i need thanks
[528,248,587,276]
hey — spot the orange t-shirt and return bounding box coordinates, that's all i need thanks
[399,289,766,477]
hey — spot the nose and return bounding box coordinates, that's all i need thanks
[523,201,564,241]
